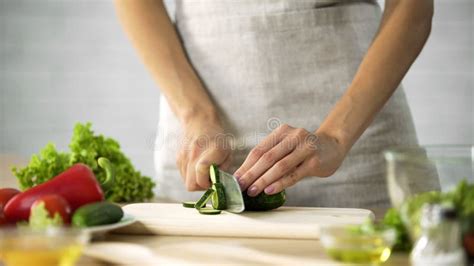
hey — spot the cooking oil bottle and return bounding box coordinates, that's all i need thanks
[410,204,466,266]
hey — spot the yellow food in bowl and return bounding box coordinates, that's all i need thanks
[0,227,89,266]
[320,224,396,264]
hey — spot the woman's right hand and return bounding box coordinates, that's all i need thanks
[177,116,232,191]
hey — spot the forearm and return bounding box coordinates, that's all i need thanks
[318,0,433,152]
[114,0,219,125]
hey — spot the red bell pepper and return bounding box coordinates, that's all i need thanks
[31,194,72,224]
[4,157,114,223]
[0,188,21,209]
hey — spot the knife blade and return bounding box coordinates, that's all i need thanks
[218,170,245,213]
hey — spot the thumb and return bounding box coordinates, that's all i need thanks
[195,147,230,188]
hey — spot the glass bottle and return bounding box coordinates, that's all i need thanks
[410,204,466,266]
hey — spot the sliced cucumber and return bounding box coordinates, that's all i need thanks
[209,164,220,184]
[211,183,227,210]
[182,166,228,215]
[195,188,215,210]
[182,201,198,208]
[199,208,222,215]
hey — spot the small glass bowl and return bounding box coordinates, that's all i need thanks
[384,145,473,209]
[320,224,396,264]
[0,227,90,266]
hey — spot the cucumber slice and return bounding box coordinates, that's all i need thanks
[182,201,197,208]
[211,183,227,210]
[195,188,215,210]
[199,208,222,215]
[209,164,220,184]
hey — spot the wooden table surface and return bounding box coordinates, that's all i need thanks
[0,154,409,265]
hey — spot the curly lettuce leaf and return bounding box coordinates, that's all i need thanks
[446,180,474,218]
[68,123,155,202]
[382,208,412,251]
[12,122,155,202]
[12,143,71,190]
[385,180,474,251]
[399,190,444,240]
[29,202,63,230]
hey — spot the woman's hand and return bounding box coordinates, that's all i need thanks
[234,124,347,197]
[177,117,232,191]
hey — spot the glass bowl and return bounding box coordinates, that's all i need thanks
[384,145,473,208]
[0,227,90,266]
[384,145,473,258]
[320,225,396,264]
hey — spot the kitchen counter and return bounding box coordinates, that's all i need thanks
[1,154,409,265]
[82,233,409,265]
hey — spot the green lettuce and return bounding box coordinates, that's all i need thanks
[388,180,473,251]
[360,180,474,252]
[382,208,412,251]
[13,122,155,202]
[29,202,63,230]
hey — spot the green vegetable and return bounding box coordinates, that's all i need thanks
[29,202,63,230]
[211,183,227,210]
[182,201,198,208]
[209,164,220,184]
[97,157,115,192]
[195,188,215,210]
[445,179,474,219]
[13,143,70,190]
[185,165,286,214]
[399,180,474,242]
[243,190,286,211]
[12,122,155,202]
[198,208,222,215]
[367,179,474,252]
[446,180,474,236]
[381,208,412,251]
[399,190,444,241]
[72,201,124,227]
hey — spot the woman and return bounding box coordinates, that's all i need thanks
[115,0,435,210]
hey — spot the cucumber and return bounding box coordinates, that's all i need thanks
[209,164,220,184]
[211,183,227,210]
[199,208,222,215]
[243,190,286,211]
[195,188,215,210]
[72,202,123,227]
[182,201,198,208]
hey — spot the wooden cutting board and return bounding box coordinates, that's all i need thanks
[118,203,374,240]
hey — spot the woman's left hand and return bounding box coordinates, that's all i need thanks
[234,124,347,197]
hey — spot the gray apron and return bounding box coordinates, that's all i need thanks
[154,0,419,210]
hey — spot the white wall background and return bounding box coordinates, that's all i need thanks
[1,0,473,179]
[379,0,473,145]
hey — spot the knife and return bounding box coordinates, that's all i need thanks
[218,170,245,213]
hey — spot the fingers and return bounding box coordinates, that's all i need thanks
[176,151,187,182]
[234,124,291,178]
[238,135,301,191]
[264,161,309,195]
[219,154,233,172]
[178,139,232,191]
[185,161,201,191]
[245,147,312,196]
[194,147,230,189]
